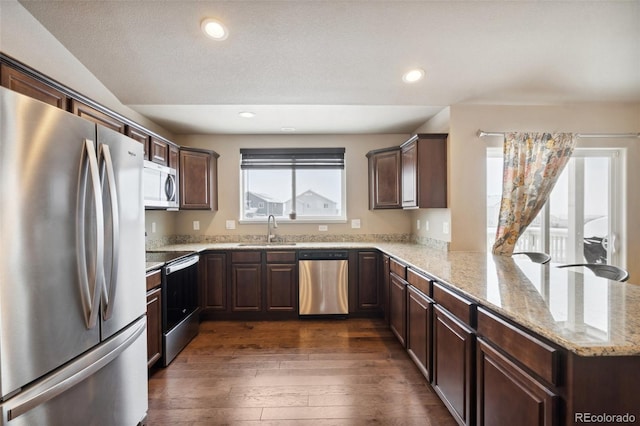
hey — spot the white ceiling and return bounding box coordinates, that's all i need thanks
[18,0,640,135]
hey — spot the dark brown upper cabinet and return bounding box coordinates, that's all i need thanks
[367,147,402,209]
[1,63,68,109]
[70,99,126,134]
[179,147,219,210]
[401,134,448,209]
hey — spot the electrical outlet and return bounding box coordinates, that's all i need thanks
[416,219,420,230]
[151,222,156,233]
[351,219,361,229]
[193,220,200,231]
[225,220,236,230]
[425,220,430,231]
[443,222,450,234]
[318,225,328,232]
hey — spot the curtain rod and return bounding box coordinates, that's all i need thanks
[477,130,640,139]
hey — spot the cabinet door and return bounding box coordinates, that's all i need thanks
[266,263,297,312]
[70,99,125,133]
[433,304,475,426]
[369,149,401,209]
[357,251,380,311]
[401,141,418,208]
[407,286,433,381]
[149,137,169,165]
[231,263,262,311]
[201,253,227,311]
[180,148,218,210]
[1,63,67,109]
[169,144,179,170]
[477,338,558,426]
[382,255,391,325]
[146,287,162,368]
[401,134,448,209]
[389,273,407,347]
[126,126,150,160]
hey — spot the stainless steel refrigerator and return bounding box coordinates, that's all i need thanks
[0,87,148,425]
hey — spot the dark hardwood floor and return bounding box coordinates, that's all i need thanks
[147,318,456,425]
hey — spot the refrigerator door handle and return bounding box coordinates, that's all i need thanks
[5,318,146,421]
[76,139,104,330]
[99,144,120,321]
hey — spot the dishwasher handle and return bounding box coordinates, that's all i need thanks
[165,255,199,275]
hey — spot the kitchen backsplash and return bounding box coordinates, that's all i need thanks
[146,233,449,251]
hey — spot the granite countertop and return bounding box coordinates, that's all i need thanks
[151,241,640,357]
[145,261,164,273]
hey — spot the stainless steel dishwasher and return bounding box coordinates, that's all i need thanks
[298,250,349,316]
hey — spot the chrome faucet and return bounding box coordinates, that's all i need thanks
[267,214,278,243]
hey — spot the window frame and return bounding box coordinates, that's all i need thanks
[239,148,347,224]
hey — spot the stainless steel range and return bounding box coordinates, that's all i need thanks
[146,251,200,366]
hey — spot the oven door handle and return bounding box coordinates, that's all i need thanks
[165,255,199,275]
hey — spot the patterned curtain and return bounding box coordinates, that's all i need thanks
[492,132,577,256]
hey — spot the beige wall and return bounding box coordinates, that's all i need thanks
[171,134,412,238]
[448,103,640,278]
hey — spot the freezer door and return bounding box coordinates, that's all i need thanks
[96,126,146,340]
[0,88,101,399]
[0,317,148,426]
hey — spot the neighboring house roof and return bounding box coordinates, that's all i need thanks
[285,189,336,205]
[247,191,283,203]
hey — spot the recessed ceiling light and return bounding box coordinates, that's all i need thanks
[280,127,296,132]
[402,68,425,83]
[238,111,256,118]
[201,18,228,40]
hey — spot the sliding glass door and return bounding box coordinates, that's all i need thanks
[487,148,624,267]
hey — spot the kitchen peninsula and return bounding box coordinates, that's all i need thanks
[150,241,640,426]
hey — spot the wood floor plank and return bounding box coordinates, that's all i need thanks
[147,318,456,425]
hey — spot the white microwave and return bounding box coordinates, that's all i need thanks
[143,160,179,210]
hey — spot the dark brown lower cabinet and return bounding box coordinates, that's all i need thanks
[381,255,391,325]
[406,286,433,381]
[433,304,475,426]
[231,263,262,312]
[266,263,297,312]
[389,272,407,347]
[146,287,162,368]
[357,251,380,312]
[477,338,558,426]
[201,253,227,312]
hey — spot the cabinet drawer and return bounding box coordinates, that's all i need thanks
[266,251,296,263]
[390,258,406,279]
[231,251,262,263]
[433,282,476,327]
[145,269,161,291]
[407,269,431,296]
[477,307,560,385]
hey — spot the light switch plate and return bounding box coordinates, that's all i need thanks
[193,220,200,231]
[443,222,450,234]
[151,222,156,233]
[351,219,361,229]
[226,220,236,230]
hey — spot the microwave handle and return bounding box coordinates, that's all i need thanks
[165,174,176,201]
